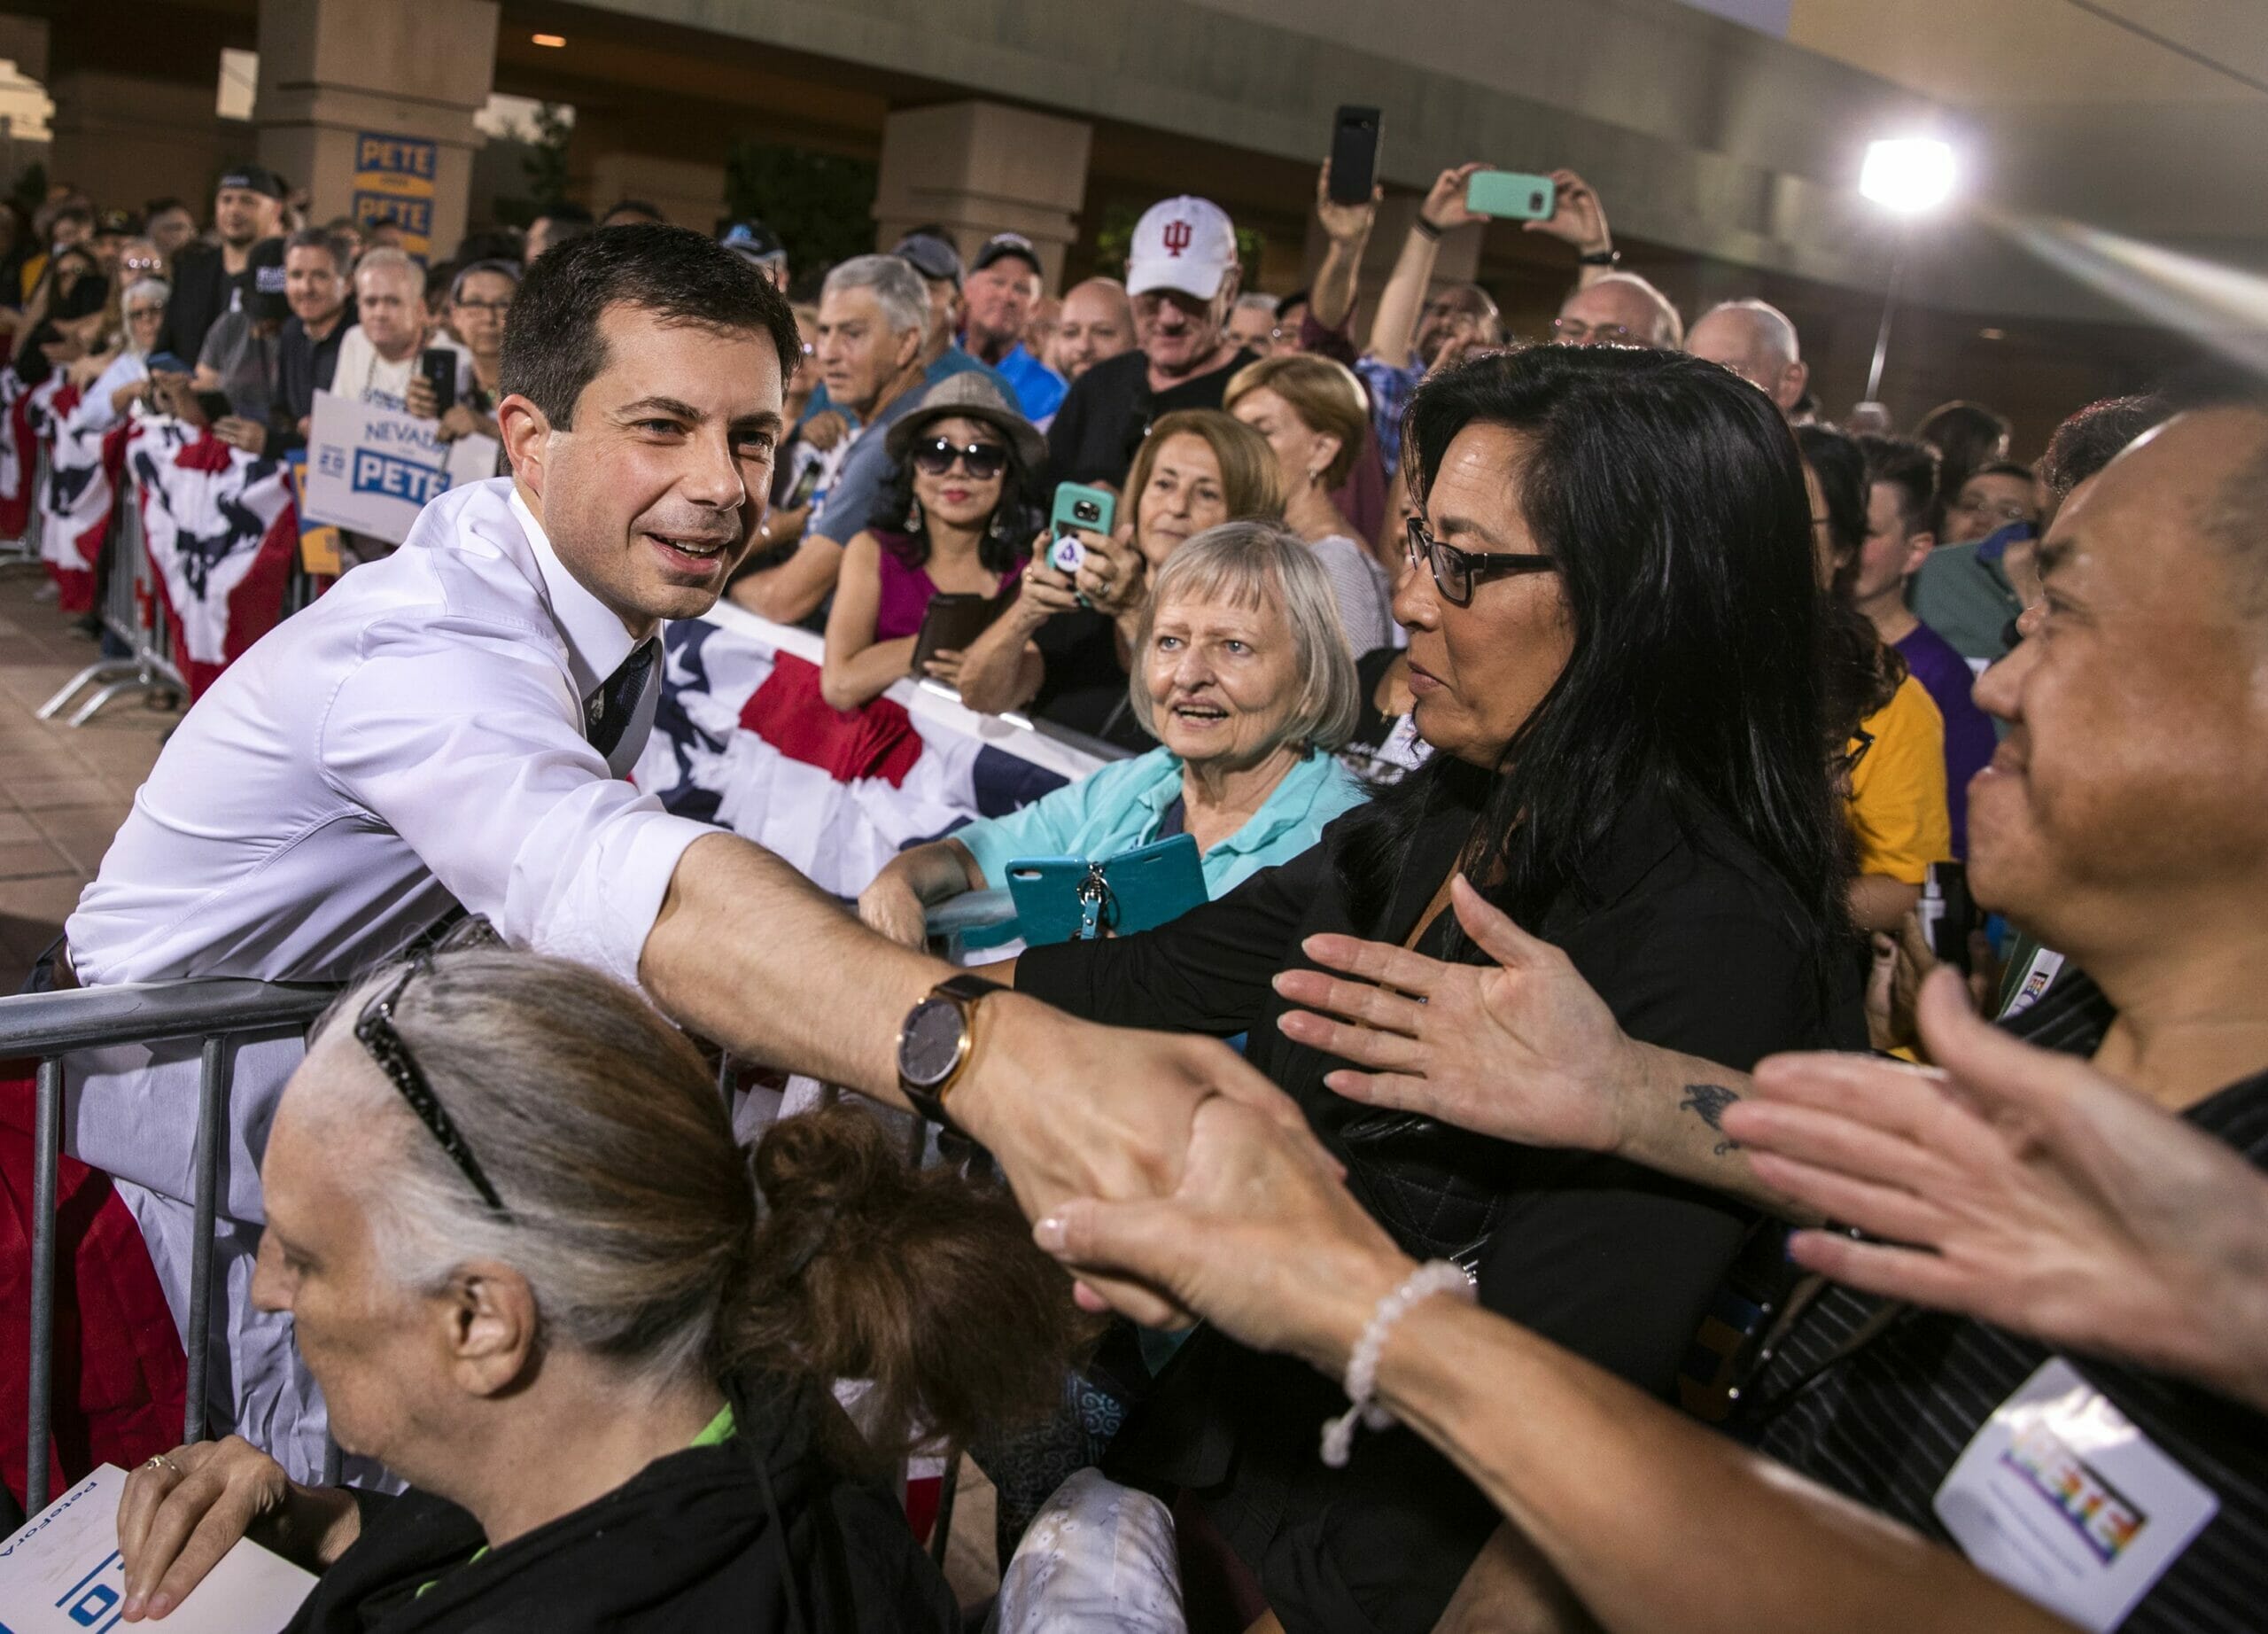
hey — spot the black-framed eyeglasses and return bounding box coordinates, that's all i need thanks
[1833,726,1876,780]
[912,436,1008,479]
[1403,515,1558,607]
[353,957,509,1215]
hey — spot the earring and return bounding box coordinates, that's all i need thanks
[905,496,924,532]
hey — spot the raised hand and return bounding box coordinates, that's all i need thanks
[1316,160,1381,246]
[1274,875,1637,1155]
[1035,1095,1411,1376]
[1727,970,2268,1412]
[1520,167,1613,258]
[1419,163,1492,233]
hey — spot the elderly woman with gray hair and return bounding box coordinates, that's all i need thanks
[110,949,1081,1631]
[858,520,1370,948]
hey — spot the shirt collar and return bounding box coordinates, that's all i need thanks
[509,486,642,700]
[1149,750,1331,855]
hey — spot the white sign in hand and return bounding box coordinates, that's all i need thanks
[303,389,500,545]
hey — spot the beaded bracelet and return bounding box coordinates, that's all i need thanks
[1320,1259,1476,1467]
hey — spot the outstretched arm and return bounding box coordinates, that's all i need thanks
[1308,160,1379,334]
[1273,875,1814,1216]
[1366,163,1485,365]
[1037,1098,2077,1634]
[1727,971,2268,1415]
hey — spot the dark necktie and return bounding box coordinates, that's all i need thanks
[585,638,659,759]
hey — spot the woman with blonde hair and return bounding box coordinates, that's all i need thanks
[1226,351,1398,653]
[957,407,1285,747]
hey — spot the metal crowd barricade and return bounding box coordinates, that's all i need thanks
[1,977,338,1521]
[37,476,186,728]
[0,449,41,572]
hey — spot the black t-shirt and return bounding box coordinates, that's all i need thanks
[1017,777,1861,1633]
[1738,971,2268,1634]
[156,245,237,367]
[1044,346,1258,489]
[1027,608,1153,751]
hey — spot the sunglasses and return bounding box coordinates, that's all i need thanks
[912,436,1008,479]
[353,957,509,1215]
[1403,515,1558,607]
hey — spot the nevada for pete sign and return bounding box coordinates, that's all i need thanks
[302,390,499,544]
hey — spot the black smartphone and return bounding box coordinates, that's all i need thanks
[1328,105,1383,205]
[194,389,233,424]
[913,592,1005,674]
[144,352,191,377]
[417,347,457,416]
[1920,860,1976,975]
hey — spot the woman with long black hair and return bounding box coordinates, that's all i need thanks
[1004,344,1865,1634]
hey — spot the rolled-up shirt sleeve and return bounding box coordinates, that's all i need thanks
[320,614,712,987]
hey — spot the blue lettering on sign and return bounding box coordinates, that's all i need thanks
[56,1547,126,1630]
[352,447,452,506]
[316,444,347,478]
[352,191,434,239]
[354,133,438,180]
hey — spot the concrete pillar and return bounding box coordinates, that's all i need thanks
[47,68,232,215]
[1299,198,1481,338]
[874,101,1091,292]
[252,0,497,260]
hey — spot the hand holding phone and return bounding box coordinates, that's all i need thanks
[417,347,458,417]
[1465,170,1559,222]
[1327,106,1383,205]
[1050,483,1116,575]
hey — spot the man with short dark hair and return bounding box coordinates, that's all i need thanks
[1855,433,1997,857]
[1046,195,1254,487]
[275,227,356,452]
[58,222,1286,1482]
[157,163,285,362]
[143,197,198,261]
[524,202,595,264]
[964,231,1065,421]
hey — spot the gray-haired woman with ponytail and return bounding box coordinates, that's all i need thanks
[111,948,1079,1632]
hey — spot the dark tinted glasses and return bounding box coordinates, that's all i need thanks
[1403,515,1558,607]
[353,957,509,1215]
[912,437,1008,480]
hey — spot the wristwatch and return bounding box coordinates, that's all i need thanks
[896,973,1006,1134]
[1577,248,1621,267]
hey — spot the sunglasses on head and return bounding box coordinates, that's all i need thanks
[353,956,509,1215]
[912,436,1008,479]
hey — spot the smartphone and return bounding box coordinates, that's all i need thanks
[780,454,824,512]
[144,352,191,377]
[1919,860,1976,976]
[1005,834,1208,945]
[194,389,233,424]
[912,591,1005,673]
[1465,169,1557,222]
[1328,105,1383,205]
[1049,482,1115,573]
[417,347,458,416]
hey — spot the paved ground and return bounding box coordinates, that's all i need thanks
[0,562,175,991]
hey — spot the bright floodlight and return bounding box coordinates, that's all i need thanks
[1860,138,1955,214]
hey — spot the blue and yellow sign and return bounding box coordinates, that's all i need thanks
[352,131,439,259]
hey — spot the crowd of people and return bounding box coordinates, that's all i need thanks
[2,137,2264,1634]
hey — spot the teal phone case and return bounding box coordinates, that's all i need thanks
[1004,834,1208,944]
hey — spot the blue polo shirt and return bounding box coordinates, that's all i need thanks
[955,744,1366,905]
[992,344,1067,424]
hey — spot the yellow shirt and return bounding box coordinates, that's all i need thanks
[1846,673,1951,886]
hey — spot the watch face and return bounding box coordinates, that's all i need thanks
[899,996,967,1089]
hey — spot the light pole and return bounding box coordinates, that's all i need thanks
[1859,138,1955,403]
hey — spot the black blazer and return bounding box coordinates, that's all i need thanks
[1017,780,1862,1634]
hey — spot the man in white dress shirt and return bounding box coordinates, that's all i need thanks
[58,226,1294,1476]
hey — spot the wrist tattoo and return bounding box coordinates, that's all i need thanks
[1678,1083,1743,1157]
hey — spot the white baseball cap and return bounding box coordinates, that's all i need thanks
[1126,196,1239,301]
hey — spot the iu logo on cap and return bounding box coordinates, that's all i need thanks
[1161,219,1193,257]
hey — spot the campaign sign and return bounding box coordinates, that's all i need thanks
[303,390,499,544]
[0,1464,314,1632]
[353,130,439,257]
